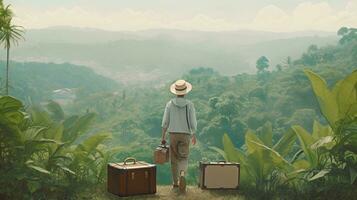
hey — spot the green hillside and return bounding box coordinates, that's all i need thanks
[0,61,119,102]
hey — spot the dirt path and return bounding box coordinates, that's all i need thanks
[101,186,245,200]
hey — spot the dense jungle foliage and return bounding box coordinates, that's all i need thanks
[1,27,357,199]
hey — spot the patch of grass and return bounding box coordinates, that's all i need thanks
[94,186,245,200]
[84,183,357,200]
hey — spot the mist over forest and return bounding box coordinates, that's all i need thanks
[3,27,337,85]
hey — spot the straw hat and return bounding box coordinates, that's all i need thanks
[170,80,192,95]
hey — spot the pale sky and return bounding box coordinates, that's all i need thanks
[6,0,357,32]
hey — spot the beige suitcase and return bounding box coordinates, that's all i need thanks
[153,144,169,164]
[198,161,240,190]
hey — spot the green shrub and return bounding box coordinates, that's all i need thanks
[0,96,115,199]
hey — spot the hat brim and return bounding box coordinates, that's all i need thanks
[170,82,192,95]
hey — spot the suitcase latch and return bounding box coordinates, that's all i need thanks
[145,171,148,179]
[131,172,135,180]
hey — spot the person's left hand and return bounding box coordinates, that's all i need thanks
[161,139,166,145]
[191,135,197,145]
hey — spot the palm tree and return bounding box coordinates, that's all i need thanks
[0,1,5,89]
[0,3,24,95]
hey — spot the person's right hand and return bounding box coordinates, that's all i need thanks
[191,135,197,145]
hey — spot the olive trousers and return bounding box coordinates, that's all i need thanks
[169,133,191,184]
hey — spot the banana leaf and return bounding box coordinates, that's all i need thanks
[311,136,334,150]
[0,96,23,112]
[77,133,111,154]
[245,129,264,154]
[46,100,65,121]
[304,69,339,128]
[308,169,331,181]
[333,70,357,118]
[62,113,96,143]
[273,129,296,157]
[312,120,332,139]
[249,140,293,171]
[27,164,51,175]
[292,125,318,169]
[223,133,247,163]
[209,146,228,161]
[260,122,273,147]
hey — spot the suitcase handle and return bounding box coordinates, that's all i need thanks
[124,157,137,165]
[218,160,227,163]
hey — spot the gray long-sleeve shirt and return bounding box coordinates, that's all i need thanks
[161,97,197,135]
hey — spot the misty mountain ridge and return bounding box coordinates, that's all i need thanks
[4,26,338,85]
[26,26,336,45]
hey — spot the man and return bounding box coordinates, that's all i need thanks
[161,79,197,192]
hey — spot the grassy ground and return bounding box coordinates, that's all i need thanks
[97,186,245,200]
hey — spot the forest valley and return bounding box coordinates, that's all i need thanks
[0,12,357,200]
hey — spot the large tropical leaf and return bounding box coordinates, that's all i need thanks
[58,165,76,175]
[27,164,51,175]
[48,123,63,141]
[308,169,331,181]
[311,136,334,150]
[249,140,293,171]
[25,138,62,155]
[312,120,332,139]
[23,126,47,140]
[62,113,96,143]
[293,160,310,170]
[46,100,65,121]
[50,142,67,158]
[273,129,296,157]
[245,130,273,181]
[0,96,23,112]
[304,69,339,128]
[333,70,357,117]
[246,150,264,182]
[63,115,79,130]
[77,133,111,154]
[2,110,24,125]
[0,96,24,125]
[259,121,273,147]
[222,133,246,163]
[209,146,228,161]
[43,124,64,155]
[28,106,52,126]
[292,125,318,168]
[245,131,276,184]
[245,129,264,154]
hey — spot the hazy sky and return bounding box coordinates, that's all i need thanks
[7,0,357,32]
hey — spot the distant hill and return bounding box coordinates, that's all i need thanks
[4,27,338,84]
[0,61,119,102]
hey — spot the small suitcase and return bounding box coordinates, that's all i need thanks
[154,144,169,164]
[198,161,240,190]
[107,157,156,197]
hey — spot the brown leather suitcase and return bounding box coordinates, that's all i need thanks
[198,161,240,190]
[154,144,169,164]
[107,157,156,197]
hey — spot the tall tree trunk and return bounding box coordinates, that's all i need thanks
[5,47,9,95]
